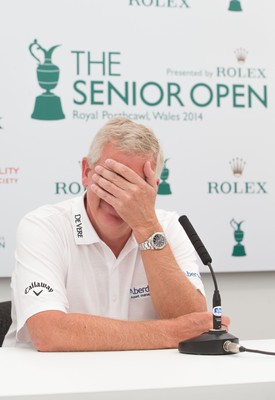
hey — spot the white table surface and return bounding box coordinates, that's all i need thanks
[1,339,275,400]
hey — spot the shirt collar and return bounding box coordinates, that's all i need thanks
[71,193,101,245]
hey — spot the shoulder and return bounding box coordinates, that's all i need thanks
[156,209,191,244]
[156,209,179,227]
[17,197,77,237]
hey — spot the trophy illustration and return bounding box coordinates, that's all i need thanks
[158,158,172,195]
[29,39,65,120]
[228,0,242,11]
[230,219,246,257]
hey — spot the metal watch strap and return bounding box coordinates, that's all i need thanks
[139,239,155,251]
[139,232,167,251]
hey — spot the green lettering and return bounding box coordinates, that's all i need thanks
[168,82,184,106]
[190,83,213,107]
[140,82,163,106]
[217,84,229,107]
[108,81,129,105]
[73,80,87,105]
[233,85,245,108]
[248,85,267,108]
[90,81,104,105]
[208,182,219,194]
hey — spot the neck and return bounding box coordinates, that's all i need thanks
[100,230,132,258]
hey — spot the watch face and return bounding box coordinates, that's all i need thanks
[152,233,166,249]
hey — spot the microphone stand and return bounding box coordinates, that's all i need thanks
[178,216,239,355]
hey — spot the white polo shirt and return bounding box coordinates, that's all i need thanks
[4,195,204,347]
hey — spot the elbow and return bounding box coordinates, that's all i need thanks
[32,334,61,352]
[198,301,207,313]
[195,290,208,312]
[34,342,54,353]
[27,311,69,352]
[185,291,207,314]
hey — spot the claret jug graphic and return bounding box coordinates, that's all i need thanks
[230,219,246,257]
[158,158,172,195]
[228,0,242,12]
[29,39,65,120]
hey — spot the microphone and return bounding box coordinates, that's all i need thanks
[178,215,239,355]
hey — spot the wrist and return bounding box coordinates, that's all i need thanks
[153,319,178,349]
[133,222,163,244]
[139,232,167,251]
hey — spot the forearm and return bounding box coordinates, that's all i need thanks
[141,246,207,319]
[27,310,212,352]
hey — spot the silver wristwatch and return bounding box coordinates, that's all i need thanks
[139,232,167,251]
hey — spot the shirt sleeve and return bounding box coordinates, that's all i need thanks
[165,212,206,296]
[11,210,70,343]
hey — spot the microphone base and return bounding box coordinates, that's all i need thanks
[178,330,239,355]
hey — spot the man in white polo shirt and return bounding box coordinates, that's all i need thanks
[4,117,229,351]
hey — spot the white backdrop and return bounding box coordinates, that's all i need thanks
[1,0,274,276]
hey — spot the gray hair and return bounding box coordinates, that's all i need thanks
[87,117,164,178]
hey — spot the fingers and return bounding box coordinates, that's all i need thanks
[91,159,157,198]
[221,316,230,331]
[90,158,159,229]
[90,181,118,209]
[104,159,144,184]
[102,159,157,189]
[91,162,139,203]
[93,164,130,191]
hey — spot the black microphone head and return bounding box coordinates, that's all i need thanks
[179,215,212,265]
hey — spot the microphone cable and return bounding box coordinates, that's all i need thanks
[223,341,275,356]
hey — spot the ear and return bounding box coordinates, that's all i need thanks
[82,157,92,187]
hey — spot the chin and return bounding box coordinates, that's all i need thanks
[99,203,124,224]
[105,212,125,225]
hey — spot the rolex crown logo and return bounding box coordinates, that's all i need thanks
[235,48,248,64]
[229,157,246,178]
